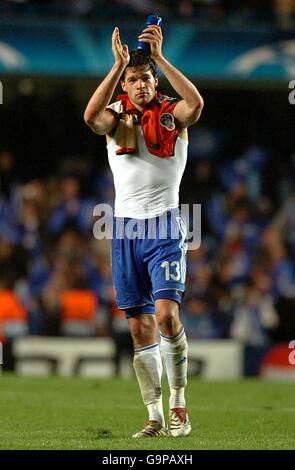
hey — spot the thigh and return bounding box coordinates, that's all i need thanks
[147,214,187,300]
[111,219,153,310]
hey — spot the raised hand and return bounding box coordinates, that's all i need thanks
[137,25,163,61]
[112,27,130,67]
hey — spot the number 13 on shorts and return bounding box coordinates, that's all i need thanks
[161,260,181,281]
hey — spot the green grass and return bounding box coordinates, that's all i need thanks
[0,375,294,450]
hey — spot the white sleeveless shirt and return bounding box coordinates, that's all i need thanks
[107,125,188,219]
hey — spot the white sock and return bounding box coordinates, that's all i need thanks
[133,343,165,427]
[160,327,188,409]
[170,387,185,409]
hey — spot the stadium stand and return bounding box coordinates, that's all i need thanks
[0,1,294,375]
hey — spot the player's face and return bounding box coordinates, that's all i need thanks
[121,67,158,108]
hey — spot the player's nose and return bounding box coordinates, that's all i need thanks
[136,79,145,89]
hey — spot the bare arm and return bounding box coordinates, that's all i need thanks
[138,25,204,129]
[155,56,204,128]
[84,27,129,135]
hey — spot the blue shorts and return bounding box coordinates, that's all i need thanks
[111,208,187,318]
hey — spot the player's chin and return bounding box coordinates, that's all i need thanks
[135,94,151,105]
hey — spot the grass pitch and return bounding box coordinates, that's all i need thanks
[0,375,294,450]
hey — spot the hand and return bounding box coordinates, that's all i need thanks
[138,25,163,60]
[112,27,130,68]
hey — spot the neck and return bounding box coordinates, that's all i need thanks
[128,92,157,114]
[129,100,148,114]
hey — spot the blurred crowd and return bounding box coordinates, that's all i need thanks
[1,0,295,28]
[1,118,294,347]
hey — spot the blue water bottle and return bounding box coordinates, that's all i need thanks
[137,13,162,55]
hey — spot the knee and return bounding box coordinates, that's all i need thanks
[128,315,156,346]
[129,322,144,343]
[156,306,179,333]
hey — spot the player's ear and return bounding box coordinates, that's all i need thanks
[154,77,159,89]
[121,80,126,92]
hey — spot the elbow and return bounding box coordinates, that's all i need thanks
[187,87,204,112]
[83,111,107,135]
[84,110,94,126]
[193,94,204,112]
[199,96,204,110]
[186,94,204,125]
